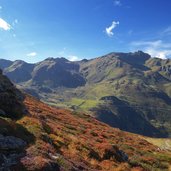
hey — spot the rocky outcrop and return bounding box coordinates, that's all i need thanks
[0,134,26,150]
[0,69,25,118]
[0,70,27,170]
[0,134,26,170]
[103,145,128,162]
[0,153,24,170]
[0,109,6,117]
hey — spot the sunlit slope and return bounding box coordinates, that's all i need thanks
[1,51,171,137]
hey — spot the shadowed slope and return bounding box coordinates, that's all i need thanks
[1,51,171,137]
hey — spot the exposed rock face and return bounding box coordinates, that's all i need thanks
[0,109,6,117]
[0,69,25,118]
[0,153,24,170]
[0,134,26,150]
[0,69,28,170]
[0,134,26,170]
[103,145,128,162]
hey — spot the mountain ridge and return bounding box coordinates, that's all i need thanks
[0,69,171,170]
[1,51,171,137]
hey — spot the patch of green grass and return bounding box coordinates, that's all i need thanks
[68,98,101,111]
[105,67,124,79]
[129,153,170,171]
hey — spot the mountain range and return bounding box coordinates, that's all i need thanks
[1,51,171,138]
[0,63,171,170]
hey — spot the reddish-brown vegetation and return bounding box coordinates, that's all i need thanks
[11,94,170,170]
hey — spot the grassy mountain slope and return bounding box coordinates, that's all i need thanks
[1,51,171,137]
[0,70,170,170]
[19,95,171,171]
[1,95,171,170]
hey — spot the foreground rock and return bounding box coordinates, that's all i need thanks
[0,69,25,119]
[0,134,26,170]
[0,134,26,150]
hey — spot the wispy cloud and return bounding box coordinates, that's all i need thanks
[105,21,119,37]
[131,40,171,59]
[145,48,171,59]
[12,19,18,27]
[131,40,162,47]
[162,26,171,36]
[0,6,2,10]
[58,47,80,61]
[13,19,18,25]
[27,52,37,57]
[131,40,171,49]
[0,18,11,31]
[58,47,66,56]
[14,19,18,24]
[68,55,80,61]
[114,0,122,6]
[128,30,133,36]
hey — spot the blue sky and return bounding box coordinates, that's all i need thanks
[0,0,171,63]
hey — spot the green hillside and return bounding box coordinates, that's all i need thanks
[1,51,171,137]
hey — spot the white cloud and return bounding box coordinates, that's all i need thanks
[131,40,171,49]
[105,21,119,37]
[114,0,122,6]
[131,40,171,59]
[68,55,80,61]
[145,48,171,59]
[0,6,2,10]
[0,18,11,31]
[27,52,37,57]
[58,48,80,61]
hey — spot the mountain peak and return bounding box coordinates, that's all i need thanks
[112,51,151,65]
[45,57,69,62]
[132,50,151,58]
[105,51,150,59]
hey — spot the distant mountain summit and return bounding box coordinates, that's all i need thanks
[31,57,86,88]
[0,51,152,86]
[1,51,171,137]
